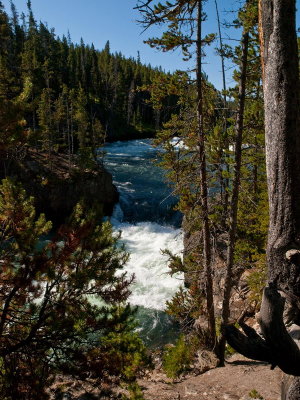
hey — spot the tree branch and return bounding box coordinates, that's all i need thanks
[225,285,300,376]
[0,285,20,336]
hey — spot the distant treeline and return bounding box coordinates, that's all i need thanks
[0,1,177,164]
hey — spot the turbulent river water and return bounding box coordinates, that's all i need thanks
[103,139,184,346]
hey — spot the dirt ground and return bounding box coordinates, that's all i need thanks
[49,354,282,399]
[138,354,282,400]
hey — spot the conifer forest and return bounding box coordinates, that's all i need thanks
[0,0,300,399]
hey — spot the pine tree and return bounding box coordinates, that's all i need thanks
[137,0,218,348]
[37,87,55,159]
[0,179,148,399]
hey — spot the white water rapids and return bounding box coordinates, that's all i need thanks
[111,217,183,310]
[104,139,184,345]
[105,139,184,310]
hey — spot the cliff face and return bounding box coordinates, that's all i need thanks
[6,148,118,225]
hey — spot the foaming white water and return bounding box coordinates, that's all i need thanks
[111,214,184,310]
[114,181,135,193]
[104,139,183,315]
[169,137,189,150]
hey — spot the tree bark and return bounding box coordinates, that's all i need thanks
[226,0,300,386]
[226,285,300,375]
[218,30,249,366]
[196,0,216,345]
[261,0,300,296]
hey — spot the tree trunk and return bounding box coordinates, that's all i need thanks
[214,0,229,217]
[218,30,249,366]
[261,0,300,298]
[196,0,216,345]
[225,0,300,388]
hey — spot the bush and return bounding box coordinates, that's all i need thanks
[248,389,264,399]
[162,335,192,378]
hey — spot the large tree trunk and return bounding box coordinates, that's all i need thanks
[261,0,300,297]
[225,0,300,392]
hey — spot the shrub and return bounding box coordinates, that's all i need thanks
[162,335,192,378]
[248,389,264,399]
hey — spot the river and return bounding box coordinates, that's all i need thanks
[103,139,184,346]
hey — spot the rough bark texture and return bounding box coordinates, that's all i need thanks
[226,285,300,374]
[282,377,300,400]
[262,0,300,296]
[226,0,300,390]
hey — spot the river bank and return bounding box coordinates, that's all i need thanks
[1,147,118,225]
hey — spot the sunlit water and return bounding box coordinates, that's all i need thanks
[103,139,184,346]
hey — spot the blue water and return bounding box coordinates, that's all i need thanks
[103,139,182,226]
[103,139,184,347]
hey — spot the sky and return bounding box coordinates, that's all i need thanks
[1,0,299,90]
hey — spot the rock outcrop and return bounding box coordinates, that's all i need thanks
[4,148,118,225]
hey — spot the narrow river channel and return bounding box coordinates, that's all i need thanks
[104,139,184,346]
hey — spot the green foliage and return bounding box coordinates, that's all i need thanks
[0,179,147,399]
[98,306,151,383]
[248,389,264,399]
[237,0,258,33]
[0,96,26,152]
[246,259,267,305]
[138,0,216,60]
[0,178,52,248]
[162,332,209,379]
[161,248,186,275]
[140,0,267,354]
[0,1,174,176]
[123,382,145,400]
[162,335,192,378]
[166,286,205,332]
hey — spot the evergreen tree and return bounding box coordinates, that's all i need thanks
[0,0,168,166]
[0,179,148,399]
[137,0,269,364]
[137,0,218,348]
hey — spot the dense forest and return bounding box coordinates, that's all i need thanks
[0,0,300,399]
[0,0,176,175]
[0,1,161,398]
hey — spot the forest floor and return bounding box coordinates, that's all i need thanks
[50,354,282,400]
[138,354,282,400]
